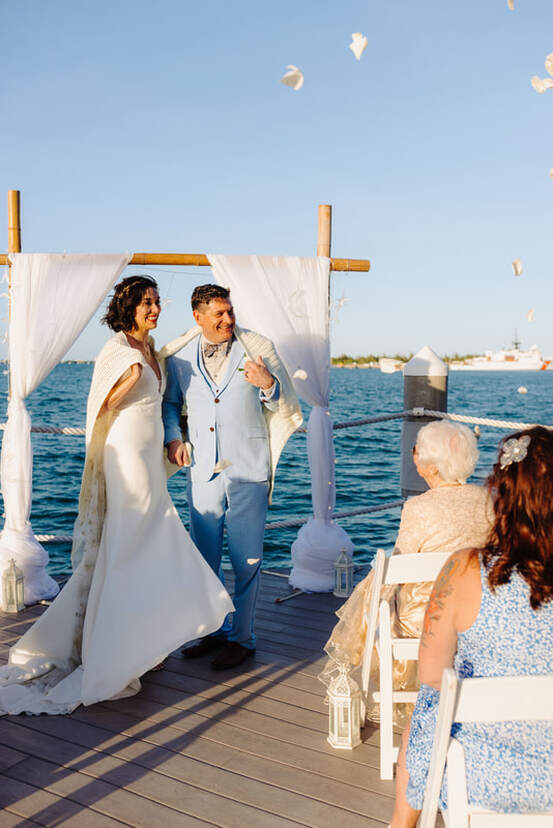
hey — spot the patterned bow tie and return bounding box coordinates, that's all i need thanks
[203,340,232,359]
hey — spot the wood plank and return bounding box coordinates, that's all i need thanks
[154,657,324,713]
[117,678,385,757]
[0,772,131,827]
[14,704,385,795]
[3,739,383,828]
[4,756,215,827]
[166,651,326,697]
[0,742,28,772]
[0,810,41,828]
[9,708,394,819]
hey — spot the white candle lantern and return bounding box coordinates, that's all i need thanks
[333,549,354,597]
[327,664,362,749]
[1,558,25,613]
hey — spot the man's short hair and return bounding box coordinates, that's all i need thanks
[191,284,231,310]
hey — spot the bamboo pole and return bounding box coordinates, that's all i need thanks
[7,190,21,398]
[317,204,332,258]
[0,252,370,271]
[8,191,21,257]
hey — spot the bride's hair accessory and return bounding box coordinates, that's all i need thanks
[499,435,531,470]
[120,280,146,295]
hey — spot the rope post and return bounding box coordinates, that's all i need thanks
[401,346,448,498]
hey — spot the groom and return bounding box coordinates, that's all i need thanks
[161,284,302,670]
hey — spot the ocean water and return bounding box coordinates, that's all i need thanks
[0,366,551,578]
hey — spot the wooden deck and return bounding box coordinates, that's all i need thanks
[0,571,397,827]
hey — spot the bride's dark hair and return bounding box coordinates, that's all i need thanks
[103,275,158,332]
[478,426,553,609]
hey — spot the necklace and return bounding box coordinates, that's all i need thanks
[126,332,151,357]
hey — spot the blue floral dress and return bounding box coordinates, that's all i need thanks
[406,559,553,812]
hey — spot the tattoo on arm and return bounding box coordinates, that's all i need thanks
[420,556,460,649]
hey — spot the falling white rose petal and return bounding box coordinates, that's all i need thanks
[280,65,304,91]
[517,386,528,394]
[531,75,553,94]
[507,0,514,9]
[293,368,308,380]
[526,308,535,322]
[349,32,368,61]
[545,53,553,77]
[550,169,553,179]
[512,259,523,277]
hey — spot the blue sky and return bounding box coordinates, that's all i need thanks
[1,0,552,359]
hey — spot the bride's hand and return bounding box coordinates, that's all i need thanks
[167,439,190,466]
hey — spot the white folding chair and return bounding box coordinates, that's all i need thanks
[360,548,452,780]
[420,668,553,827]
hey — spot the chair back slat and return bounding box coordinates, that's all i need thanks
[384,550,451,585]
[454,674,553,723]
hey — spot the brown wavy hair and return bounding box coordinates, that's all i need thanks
[477,426,553,609]
[102,275,158,332]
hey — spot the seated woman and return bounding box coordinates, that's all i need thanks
[392,426,553,826]
[321,420,491,726]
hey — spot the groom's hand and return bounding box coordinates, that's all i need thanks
[243,356,274,391]
[167,439,190,466]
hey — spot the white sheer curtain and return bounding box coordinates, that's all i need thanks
[208,254,353,592]
[0,253,131,603]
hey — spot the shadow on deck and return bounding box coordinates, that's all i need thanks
[0,571,397,827]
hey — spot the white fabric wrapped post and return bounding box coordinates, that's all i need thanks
[0,253,131,603]
[207,254,353,593]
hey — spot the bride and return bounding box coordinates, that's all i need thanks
[0,275,234,715]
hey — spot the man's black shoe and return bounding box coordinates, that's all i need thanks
[211,642,255,671]
[181,636,226,659]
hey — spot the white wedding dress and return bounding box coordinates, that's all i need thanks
[0,360,234,715]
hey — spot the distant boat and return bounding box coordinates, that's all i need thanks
[450,343,552,372]
[378,357,404,374]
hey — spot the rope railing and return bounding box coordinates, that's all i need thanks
[411,408,546,432]
[35,499,406,543]
[3,407,549,436]
[9,406,552,544]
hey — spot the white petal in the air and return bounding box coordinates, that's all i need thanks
[293,369,308,381]
[526,308,535,322]
[349,32,368,61]
[280,65,304,91]
[517,386,528,394]
[550,169,553,179]
[531,75,553,94]
[545,53,553,76]
[512,259,523,277]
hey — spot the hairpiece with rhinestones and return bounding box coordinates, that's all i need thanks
[499,435,531,470]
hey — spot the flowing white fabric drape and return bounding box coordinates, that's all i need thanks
[0,253,131,603]
[208,254,353,591]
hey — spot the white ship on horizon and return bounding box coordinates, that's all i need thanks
[450,338,552,372]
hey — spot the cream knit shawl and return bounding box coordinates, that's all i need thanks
[159,326,303,500]
[71,332,150,570]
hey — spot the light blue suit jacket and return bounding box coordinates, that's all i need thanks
[162,336,280,483]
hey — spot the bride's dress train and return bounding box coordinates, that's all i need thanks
[0,341,234,715]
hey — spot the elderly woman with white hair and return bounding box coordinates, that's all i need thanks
[320,420,492,726]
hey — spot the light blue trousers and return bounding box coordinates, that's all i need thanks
[188,474,269,649]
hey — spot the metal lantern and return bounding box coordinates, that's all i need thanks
[1,558,25,613]
[327,664,362,750]
[333,549,354,598]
